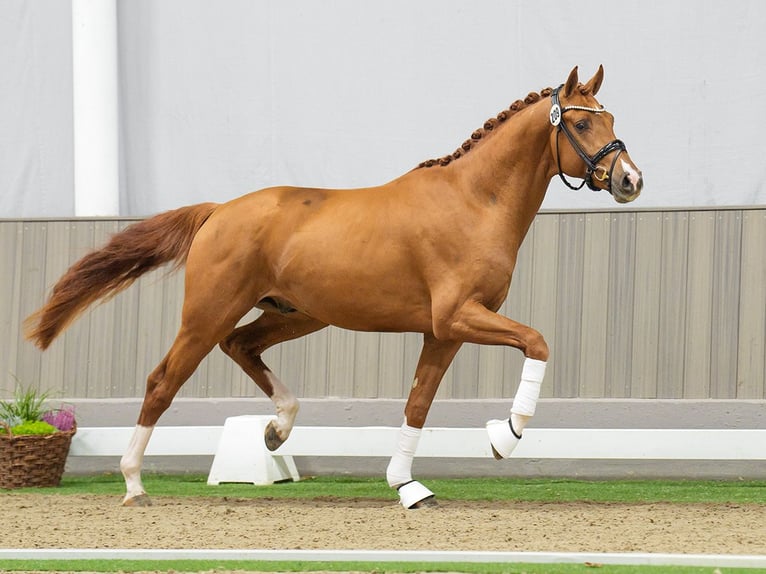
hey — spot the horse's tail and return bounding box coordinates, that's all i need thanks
[24,202,218,350]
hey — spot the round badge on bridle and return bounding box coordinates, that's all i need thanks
[549,104,561,126]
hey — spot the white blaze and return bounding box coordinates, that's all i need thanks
[621,159,641,187]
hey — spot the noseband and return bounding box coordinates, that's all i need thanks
[550,85,626,192]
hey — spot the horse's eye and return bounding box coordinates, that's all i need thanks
[575,120,588,133]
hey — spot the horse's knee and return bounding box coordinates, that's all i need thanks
[524,329,549,361]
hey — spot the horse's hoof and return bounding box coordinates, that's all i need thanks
[409,495,439,509]
[397,480,436,509]
[122,493,153,507]
[264,420,285,451]
[486,418,521,459]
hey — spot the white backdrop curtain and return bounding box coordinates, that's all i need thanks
[1,0,765,217]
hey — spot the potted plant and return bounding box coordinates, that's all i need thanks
[0,383,76,489]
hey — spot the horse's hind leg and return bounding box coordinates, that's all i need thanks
[121,323,240,506]
[219,310,327,450]
[121,295,254,506]
[388,334,462,509]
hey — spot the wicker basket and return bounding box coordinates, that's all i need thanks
[0,423,76,489]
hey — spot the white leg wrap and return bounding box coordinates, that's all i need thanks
[486,358,547,459]
[387,422,436,508]
[511,358,546,417]
[386,422,420,487]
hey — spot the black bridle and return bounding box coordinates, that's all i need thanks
[550,85,626,192]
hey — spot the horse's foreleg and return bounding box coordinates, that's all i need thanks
[388,335,461,509]
[219,311,327,450]
[486,357,546,458]
[436,299,549,460]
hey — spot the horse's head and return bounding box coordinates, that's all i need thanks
[549,66,642,203]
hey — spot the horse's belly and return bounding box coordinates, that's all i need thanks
[323,300,432,333]
[273,268,433,333]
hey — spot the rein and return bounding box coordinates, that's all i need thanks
[549,85,626,192]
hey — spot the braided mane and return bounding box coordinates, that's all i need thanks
[416,87,555,169]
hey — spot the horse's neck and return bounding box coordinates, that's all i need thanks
[452,101,555,247]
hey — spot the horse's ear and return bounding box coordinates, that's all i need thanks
[564,66,579,97]
[583,65,604,96]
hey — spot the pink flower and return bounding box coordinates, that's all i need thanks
[41,405,76,431]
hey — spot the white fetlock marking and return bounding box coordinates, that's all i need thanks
[268,371,299,441]
[486,419,521,459]
[120,425,153,501]
[397,480,435,509]
[386,422,421,487]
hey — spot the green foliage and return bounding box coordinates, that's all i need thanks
[0,380,74,435]
[0,381,51,425]
[3,420,57,436]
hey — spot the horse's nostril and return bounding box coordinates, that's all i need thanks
[621,174,632,191]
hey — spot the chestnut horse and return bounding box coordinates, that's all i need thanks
[26,66,642,508]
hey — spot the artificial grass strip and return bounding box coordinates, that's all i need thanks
[3,474,766,504]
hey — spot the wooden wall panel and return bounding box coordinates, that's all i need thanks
[738,211,766,399]
[3,208,764,402]
[0,222,22,390]
[683,211,716,398]
[578,213,611,398]
[710,211,743,398]
[630,212,663,398]
[554,213,585,399]
[604,212,636,398]
[657,212,689,399]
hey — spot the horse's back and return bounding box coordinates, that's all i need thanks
[184,183,439,331]
[201,181,435,251]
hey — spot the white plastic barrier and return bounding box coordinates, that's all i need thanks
[68,415,766,485]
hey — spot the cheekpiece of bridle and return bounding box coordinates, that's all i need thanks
[550,84,626,192]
